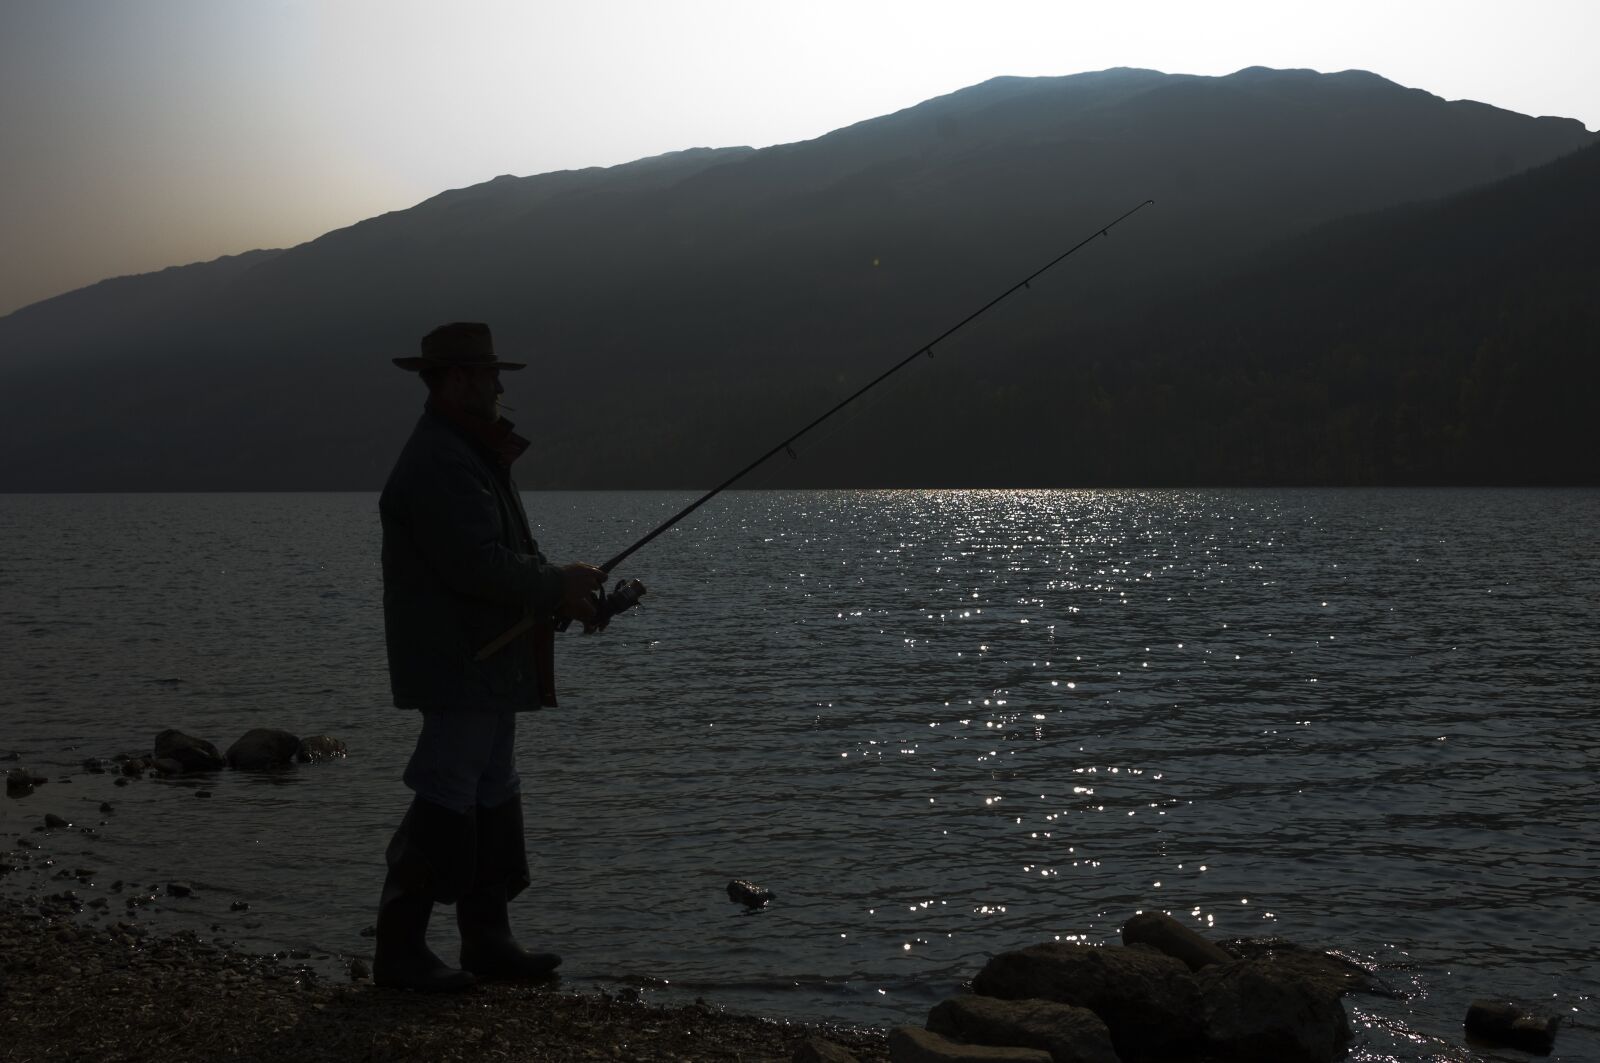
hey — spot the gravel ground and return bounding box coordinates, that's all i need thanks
[0,898,889,1063]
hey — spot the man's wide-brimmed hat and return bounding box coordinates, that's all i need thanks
[393,322,527,372]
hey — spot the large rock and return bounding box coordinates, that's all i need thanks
[152,730,225,773]
[296,735,347,763]
[226,728,301,769]
[1197,958,1351,1062]
[973,943,1202,1060]
[889,1026,1051,1063]
[1223,938,1380,998]
[1122,911,1234,971]
[927,996,1118,1063]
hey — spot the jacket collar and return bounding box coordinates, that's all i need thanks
[425,400,530,469]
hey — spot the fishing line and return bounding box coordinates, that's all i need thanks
[476,198,1155,660]
[600,199,1155,571]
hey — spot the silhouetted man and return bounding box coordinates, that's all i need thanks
[375,321,605,992]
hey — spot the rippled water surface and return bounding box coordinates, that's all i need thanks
[2,489,1596,1060]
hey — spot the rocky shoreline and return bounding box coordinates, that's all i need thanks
[0,896,890,1062]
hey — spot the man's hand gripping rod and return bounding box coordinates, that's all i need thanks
[473,199,1155,662]
[474,564,643,661]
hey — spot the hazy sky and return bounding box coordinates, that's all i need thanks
[2,0,1595,317]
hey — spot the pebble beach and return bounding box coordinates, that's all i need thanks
[0,897,889,1063]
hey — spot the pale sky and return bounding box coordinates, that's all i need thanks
[1,0,1595,317]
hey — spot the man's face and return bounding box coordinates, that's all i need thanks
[453,366,503,423]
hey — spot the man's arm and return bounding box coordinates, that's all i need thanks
[404,455,567,614]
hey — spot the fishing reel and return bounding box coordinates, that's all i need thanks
[559,578,646,634]
[588,577,646,633]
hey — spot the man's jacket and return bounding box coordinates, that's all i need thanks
[379,405,565,712]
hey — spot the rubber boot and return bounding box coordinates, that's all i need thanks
[457,796,561,981]
[373,797,478,992]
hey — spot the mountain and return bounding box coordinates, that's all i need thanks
[957,138,1600,485]
[0,66,1593,490]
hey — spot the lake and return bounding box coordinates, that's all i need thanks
[2,489,1596,1060]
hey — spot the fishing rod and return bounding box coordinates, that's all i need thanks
[475,198,1155,660]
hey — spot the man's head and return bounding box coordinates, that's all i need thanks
[421,363,503,423]
[393,322,525,422]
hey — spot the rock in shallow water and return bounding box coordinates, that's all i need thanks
[152,730,225,773]
[727,879,773,908]
[1464,999,1561,1055]
[226,728,301,769]
[1223,937,1381,998]
[1121,910,1235,971]
[6,769,42,796]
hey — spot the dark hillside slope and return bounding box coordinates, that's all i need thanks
[0,67,1592,489]
[986,139,1600,485]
